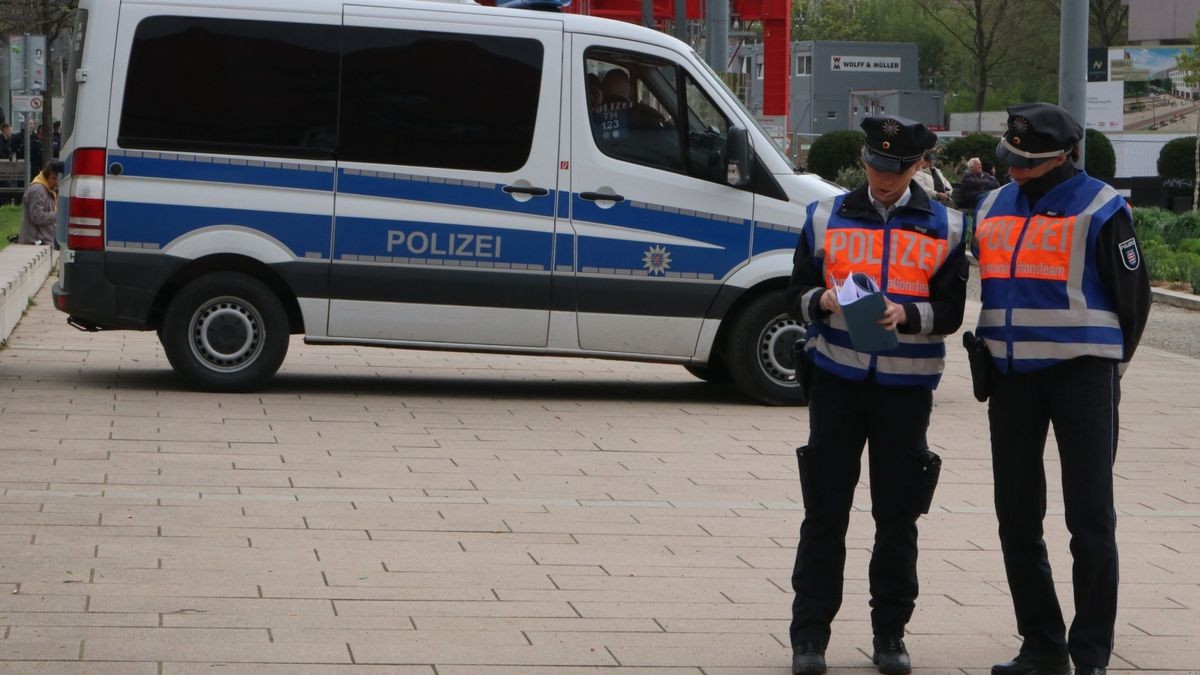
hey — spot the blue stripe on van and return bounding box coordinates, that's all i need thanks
[752,223,801,257]
[338,170,555,218]
[113,153,335,192]
[333,216,551,269]
[106,201,333,258]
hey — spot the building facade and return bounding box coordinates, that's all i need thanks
[740,40,943,137]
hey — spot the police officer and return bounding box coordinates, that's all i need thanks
[973,103,1151,675]
[786,116,968,675]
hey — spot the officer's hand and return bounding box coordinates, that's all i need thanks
[877,298,907,331]
[819,288,842,315]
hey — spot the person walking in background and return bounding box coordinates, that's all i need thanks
[786,116,968,675]
[970,103,1151,675]
[18,160,62,247]
[52,121,62,159]
[958,157,1000,210]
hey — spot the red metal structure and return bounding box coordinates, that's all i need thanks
[564,0,793,118]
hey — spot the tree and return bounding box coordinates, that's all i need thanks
[1036,0,1128,47]
[1,0,78,147]
[912,0,1026,113]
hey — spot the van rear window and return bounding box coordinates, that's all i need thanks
[118,16,339,159]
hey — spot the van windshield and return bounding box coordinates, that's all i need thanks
[694,53,795,172]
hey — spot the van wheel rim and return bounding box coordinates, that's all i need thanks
[757,314,804,387]
[189,296,264,373]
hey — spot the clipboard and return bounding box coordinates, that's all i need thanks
[836,272,899,353]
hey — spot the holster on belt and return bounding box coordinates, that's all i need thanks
[792,338,815,401]
[912,449,942,515]
[962,331,996,403]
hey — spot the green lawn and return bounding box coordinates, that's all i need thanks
[0,205,19,251]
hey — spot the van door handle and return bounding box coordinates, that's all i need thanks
[502,185,550,197]
[580,192,625,203]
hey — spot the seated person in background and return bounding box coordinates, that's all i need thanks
[586,73,603,111]
[958,156,1000,210]
[592,68,665,141]
[19,161,63,247]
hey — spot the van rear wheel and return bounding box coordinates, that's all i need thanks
[725,289,808,406]
[159,272,289,392]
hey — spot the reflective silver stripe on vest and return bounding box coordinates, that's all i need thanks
[975,188,1004,225]
[877,354,944,377]
[978,308,1121,329]
[975,182,1125,362]
[800,287,822,323]
[810,334,872,369]
[1012,341,1123,361]
[945,207,966,253]
[809,198,836,270]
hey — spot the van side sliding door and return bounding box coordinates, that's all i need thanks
[568,37,754,358]
[328,4,565,348]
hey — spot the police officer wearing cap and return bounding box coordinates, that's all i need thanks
[786,116,968,675]
[970,103,1151,675]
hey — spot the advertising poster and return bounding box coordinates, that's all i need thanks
[1086,46,1199,132]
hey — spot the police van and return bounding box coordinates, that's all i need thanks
[53,0,842,404]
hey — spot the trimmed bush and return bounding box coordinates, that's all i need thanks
[1084,129,1116,179]
[834,164,866,190]
[807,130,865,181]
[1157,136,1198,179]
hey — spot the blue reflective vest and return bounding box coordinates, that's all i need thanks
[973,171,1128,373]
[803,193,965,389]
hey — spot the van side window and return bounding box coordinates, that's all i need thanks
[340,28,543,173]
[118,17,339,158]
[585,48,733,183]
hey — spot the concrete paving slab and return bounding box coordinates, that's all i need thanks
[0,283,1197,672]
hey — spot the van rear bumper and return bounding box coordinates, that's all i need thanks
[52,250,184,330]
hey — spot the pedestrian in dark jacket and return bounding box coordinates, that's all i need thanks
[958,157,999,210]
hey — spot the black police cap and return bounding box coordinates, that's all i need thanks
[860,116,938,173]
[996,102,1083,168]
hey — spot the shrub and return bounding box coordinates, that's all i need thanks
[1157,136,1198,178]
[1165,210,1200,246]
[807,130,865,181]
[1142,240,1171,279]
[1132,207,1173,244]
[834,164,866,190]
[1084,129,1116,179]
[1178,237,1200,255]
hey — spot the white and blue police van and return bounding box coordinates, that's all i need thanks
[53,0,842,404]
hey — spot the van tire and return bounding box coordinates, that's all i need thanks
[159,272,289,392]
[725,289,808,406]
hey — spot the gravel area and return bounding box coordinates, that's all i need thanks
[966,269,1200,360]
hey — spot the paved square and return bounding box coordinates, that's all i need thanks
[1,283,1197,673]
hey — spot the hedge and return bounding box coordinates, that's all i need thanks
[807,130,865,181]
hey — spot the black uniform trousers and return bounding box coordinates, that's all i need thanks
[790,367,932,648]
[989,356,1120,668]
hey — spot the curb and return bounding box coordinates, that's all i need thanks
[1152,287,1200,311]
[0,244,53,343]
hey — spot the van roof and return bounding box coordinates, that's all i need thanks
[108,0,691,52]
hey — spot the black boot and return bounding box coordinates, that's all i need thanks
[1075,668,1105,675]
[791,641,827,675]
[992,654,1072,675]
[872,635,911,675]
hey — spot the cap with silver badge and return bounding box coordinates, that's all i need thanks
[860,115,938,174]
[995,102,1083,168]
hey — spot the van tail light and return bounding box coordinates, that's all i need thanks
[67,148,107,251]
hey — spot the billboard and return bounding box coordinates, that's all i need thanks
[1086,46,1198,133]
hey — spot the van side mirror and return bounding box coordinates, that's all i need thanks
[726,126,752,188]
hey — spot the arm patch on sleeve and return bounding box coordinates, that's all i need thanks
[1118,238,1140,271]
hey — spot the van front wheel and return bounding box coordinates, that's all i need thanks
[160,272,289,392]
[726,290,808,406]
